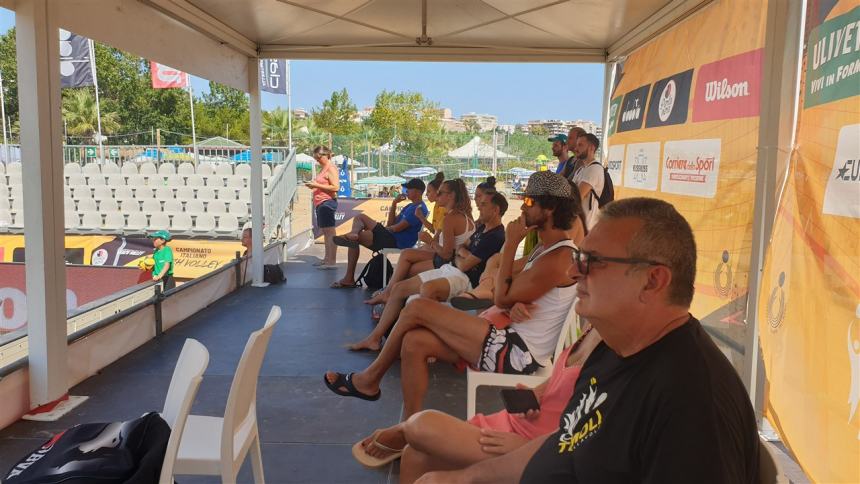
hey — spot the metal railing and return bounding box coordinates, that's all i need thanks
[264,149,297,241]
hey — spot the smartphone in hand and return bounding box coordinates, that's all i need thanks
[500,388,540,414]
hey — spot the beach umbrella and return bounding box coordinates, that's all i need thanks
[354,166,378,174]
[354,175,406,186]
[459,168,491,178]
[402,166,437,178]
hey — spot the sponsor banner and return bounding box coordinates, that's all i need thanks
[759,2,860,481]
[312,198,390,239]
[660,139,721,198]
[616,84,650,132]
[606,144,625,187]
[804,6,860,108]
[822,124,860,218]
[0,235,243,280]
[259,59,288,95]
[607,96,623,136]
[59,30,93,88]
[150,62,189,89]
[623,142,660,191]
[0,263,142,333]
[692,48,763,122]
[645,69,693,128]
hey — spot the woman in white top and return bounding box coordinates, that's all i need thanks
[365,179,473,306]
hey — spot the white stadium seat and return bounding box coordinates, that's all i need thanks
[0,186,9,199]
[102,161,121,174]
[193,213,216,234]
[0,199,8,211]
[10,185,22,199]
[158,163,177,175]
[206,200,227,215]
[103,211,125,231]
[184,199,205,214]
[64,210,79,230]
[10,197,23,213]
[0,209,10,229]
[126,174,147,186]
[196,163,215,175]
[185,174,205,187]
[87,175,106,186]
[141,198,162,213]
[155,186,175,200]
[10,212,24,229]
[165,174,185,187]
[120,199,140,213]
[196,186,216,201]
[134,187,155,200]
[238,187,251,201]
[6,161,21,174]
[6,173,21,185]
[121,163,138,175]
[216,214,239,234]
[203,174,225,187]
[176,186,196,200]
[77,198,97,212]
[64,186,72,199]
[82,163,101,175]
[67,174,87,186]
[114,186,135,201]
[139,162,157,175]
[214,163,233,176]
[149,212,170,231]
[262,164,272,177]
[99,199,119,212]
[79,211,102,230]
[93,186,113,200]
[106,174,126,186]
[163,199,183,213]
[125,212,148,233]
[215,187,237,201]
[64,163,82,175]
[170,212,193,232]
[72,186,92,199]
[178,162,195,175]
[228,201,248,218]
[235,164,250,176]
[225,176,245,189]
[63,197,75,212]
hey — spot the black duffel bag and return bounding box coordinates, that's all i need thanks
[4,412,171,484]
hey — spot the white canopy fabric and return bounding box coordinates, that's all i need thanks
[448,136,514,160]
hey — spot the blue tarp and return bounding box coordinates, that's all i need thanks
[232,150,277,161]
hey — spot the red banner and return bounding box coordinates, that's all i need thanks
[692,48,763,122]
[150,62,189,89]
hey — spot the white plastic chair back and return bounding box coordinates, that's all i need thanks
[64,163,82,175]
[10,185,22,199]
[176,186,195,200]
[261,164,272,178]
[64,186,72,199]
[102,161,120,174]
[87,175,106,186]
[177,162,195,175]
[193,213,216,233]
[216,187,237,201]
[0,186,9,199]
[155,186,175,200]
[10,212,24,228]
[141,199,162,213]
[196,163,215,175]
[204,174,225,188]
[120,199,141,213]
[185,199,205,215]
[77,198,97,212]
[72,186,92,200]
[139,162,157,175]
[93,186,113,200]
[171,213,193,232]
[196,187,216,201]
[103,211,125,230]
[235,164,251,176]
[149,212,170,229]
[135,187,155,200]
[165,174,185,187]
[80,211,101,229]
[226,176,245,189]
[127,174,147,187]
[125,212,148,232]
[106,174,126,187]
[68,174,87,186]
[215,163,233,176]
[186,174,205,187]
[82,163,101,175]
[207,200,227,215]
[158,163,177,175]
[114,186,135,201]
[159,339,209,484]
[99,199,119,212]
[0,209,10,228]
[163,199,183,213]
[759,437,788,483]
[216,214,239,234]
[238,187,251,201]
[63,210,78,229]
[121,163,138,175]
[7,173,22,185]
[228,201,248,218]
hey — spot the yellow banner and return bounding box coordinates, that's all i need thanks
[758,2,860,482]
[606,0,767,351]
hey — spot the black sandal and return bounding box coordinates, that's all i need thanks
[451,292,494,311]
[324,372,381,401]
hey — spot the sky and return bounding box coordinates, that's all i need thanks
[0,8,604,125]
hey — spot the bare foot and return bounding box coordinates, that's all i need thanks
[348,336,382,352]
[364,291,389,305]
[325,370,379,396]
[361,427,407,459]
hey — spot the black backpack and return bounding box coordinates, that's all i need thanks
[4,412,170,484]
[357,251,393,289]
[588,162,615,210]
[264,263,286,284]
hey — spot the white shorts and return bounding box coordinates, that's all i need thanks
[416,264,472,301]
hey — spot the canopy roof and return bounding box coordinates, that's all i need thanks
[197,136,244,148]
[21,0,713,91]
[448,136,514,160]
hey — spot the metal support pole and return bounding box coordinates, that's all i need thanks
[153,285,163,337]
[188,85,199,167]
[16,0,69,407]
[0,69,8,164]
[600,62,614,162]
[248,57,266,286]
[234,250,242,289]
[742,0,804,422]
[88,39,104,162]
[287,60,293,150]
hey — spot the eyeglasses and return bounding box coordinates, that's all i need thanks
[571,248,665,275]
[522,196,535,207]
[437,190,451,196]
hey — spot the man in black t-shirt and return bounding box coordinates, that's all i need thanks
[416,198,759,484]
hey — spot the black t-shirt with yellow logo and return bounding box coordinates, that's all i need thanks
[521,317,759,484]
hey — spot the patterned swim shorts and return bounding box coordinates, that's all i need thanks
[477,325,543,374]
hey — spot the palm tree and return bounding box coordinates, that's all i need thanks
[62,88,120,140]
[262,107,290,143]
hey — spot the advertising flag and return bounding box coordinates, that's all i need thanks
[59,29,93,88]
[260,59,288,95]
[338,158,352,198]
[645,69,693,128]
[616,84,650,132]
[150,62,189,89]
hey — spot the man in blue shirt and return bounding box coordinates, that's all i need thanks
[331,178,428,288]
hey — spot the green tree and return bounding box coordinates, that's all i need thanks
[62,88,120,139]
[463,118,480,134]
[312,88,358,135]
[262,108,291,143]
[366,90,441,151]
[528,124,549,137]
[0,28,19,138]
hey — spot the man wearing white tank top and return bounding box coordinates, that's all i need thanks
[325,171,578,419]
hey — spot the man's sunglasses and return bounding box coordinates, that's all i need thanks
[571,248,666,275]
[523,196,535,207]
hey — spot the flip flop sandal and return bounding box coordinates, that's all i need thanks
[371,303,385,320]
[333,236,360,248]
[330,281,360,289]
[352,434,403,468]
[451,292,494,311]
[323,372,381,401]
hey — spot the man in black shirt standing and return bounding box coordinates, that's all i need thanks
[416,197,759,484]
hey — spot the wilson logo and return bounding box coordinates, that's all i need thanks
[704,79,750,102]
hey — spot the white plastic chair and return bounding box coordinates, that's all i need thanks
[158,338,210,484]
[106,174,126,187]
[72,186,92,200]
[163,199,183,213]
[193,213,216,234]
[125,212,148,233]
[79,211,102,230]
[177,162,195,175]
[380,248,400,288]
[196,163,215,175]
[114,186,135,201]
[64,210,79,230]
[228,201,248,218]
[196,186,217,202]
[205,175,226,188]
[82,163,101,175]
[92,185,113,201]
[465,301,579,419]
[171,212,193,233]
[185,199,205,215]
[165,174,185,187]
[216,187,237,201]
[127,174,147,187]
[87,175,106,186]
[216,214,239,235]
[150,212,170,230]
[186,174,205,187]
[759,436,788,484]
[235,164,251,176]
[68,173,87,187]
[238,187,251,201]
[121,162,138,176]
[64,163,82,175]
[215,163,233,176]
[155,186,175,200]
[207,200,227,215]
[226,176,245,189]
[120,199,141,213]
[176,186,196,200]
[174,306,281,483]
[141,198,162,213]
[261,164,272,178]
[102,161,121,174]
[102,211,125,231]
[158,163,177,175]
[77,198,97,212]
[139,161,157,175]
[98,199,119,212]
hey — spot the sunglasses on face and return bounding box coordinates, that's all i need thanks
[571,248,665,275]
[522,196,535,207]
